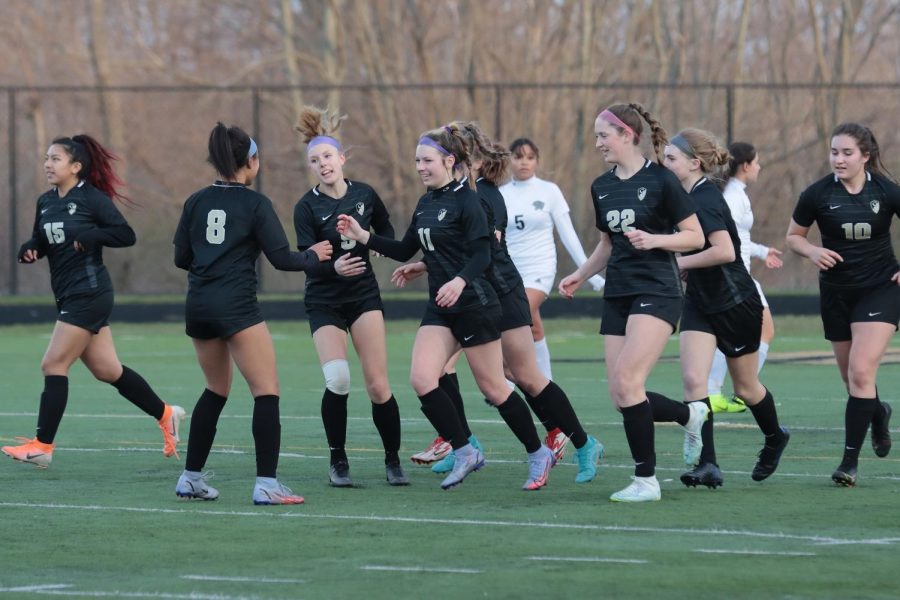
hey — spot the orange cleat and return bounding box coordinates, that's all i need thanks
[2,437,55,468]
[159,404,186,459]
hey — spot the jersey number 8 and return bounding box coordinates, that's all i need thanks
[206,210,226,244]
[606,209,636,233]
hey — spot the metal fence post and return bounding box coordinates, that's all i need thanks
[252,87,264,293]
[8,89,17,295]
[726,84,735,145]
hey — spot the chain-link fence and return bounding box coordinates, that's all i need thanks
[2,82,898,296]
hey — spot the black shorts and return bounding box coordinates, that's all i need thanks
[820,280,900,342]
[186,310,264,340]
[306,296,384,335]
[681,294,762,357]
[599,294,683,336]
[56,289,114,334]
[421,304,502,347]
[497,285,532,332]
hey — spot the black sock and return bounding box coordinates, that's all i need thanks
[521,388,556,433]
[439,373,472,438]
[871,392,887,430]
[111,365,166,420]
[647,391,689,426]
[621,400,656,477]
[185,388,227,472]
[534,381,587,447]
[497,392,541,454]
[372,395,401,455]
[35,375,68,444]
[252,395,280,478]
[693,397,716,465]
[843,395,877,465]
[321,389,348,464]
[747,388,784,446]
[418,387,468,449]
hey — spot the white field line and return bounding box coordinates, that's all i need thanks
[0,586,71,592]
[361,565,482,574]
[525,556,648,564]
[0,590,254,600]
[0,412,859,433]
[1,501,896,547]
[32,445,900,482]
[181,576,303,584]
[695,549,816,556]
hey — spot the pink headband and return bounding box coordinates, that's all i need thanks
[599,109,639,142]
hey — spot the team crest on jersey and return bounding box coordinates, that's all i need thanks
[870,200,880,214]
[637,187,647,201]
[438,208,447,221]
[356,202,365,215]
[533,201,545,211]
[67,202,77,215]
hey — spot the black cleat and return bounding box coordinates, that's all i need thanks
[680,462,724,489]
[831,462,858,487]
[752,427,790,481]
[872,401,892,458]
[385,460,410,486]
[329,460,353,487]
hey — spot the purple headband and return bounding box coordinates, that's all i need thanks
[307,135,343,154]
[417,136,451,156]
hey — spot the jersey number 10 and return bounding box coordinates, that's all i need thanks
[841,222,871,240]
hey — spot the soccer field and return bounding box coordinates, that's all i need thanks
[1,317,898,600]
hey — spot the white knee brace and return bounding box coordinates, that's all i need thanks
[322,359,351,395]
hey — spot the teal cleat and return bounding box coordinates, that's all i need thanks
[573,436,603,483]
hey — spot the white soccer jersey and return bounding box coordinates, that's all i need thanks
[501,175,569,270]
[722,178,769,271]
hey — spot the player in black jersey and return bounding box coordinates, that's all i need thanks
[786,122,899,487]
[559,103,705,502]
[293,105,408,488]
[652,128,789,489]
[172,123,353,505]
[396,121,604,485]
[338,125,556,491]
[3,134,186,469]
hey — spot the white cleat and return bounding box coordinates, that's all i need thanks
[175,472,219,500]
[253,479,304,505]
[440,446,484,490]
[683,401,709,466]
[609,475,661,503]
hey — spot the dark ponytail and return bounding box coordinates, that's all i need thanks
[727,142,757,179]
[207,122,253,180]
[52,134,129,204]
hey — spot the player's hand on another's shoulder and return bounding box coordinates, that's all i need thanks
[309,240,333,262]
[334,253,365,277]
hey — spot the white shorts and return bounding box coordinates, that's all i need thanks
[753,278,769,309]
[516,262,555,296]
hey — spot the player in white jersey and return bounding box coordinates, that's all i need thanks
[500,138,604,385]
[707,143,783,413]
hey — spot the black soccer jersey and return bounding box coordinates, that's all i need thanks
[793,172,900,288]
[25,181,135,299]
[591,160,696,298]
[683,178,757,312]
[476,178,522,295]
[174,181,318,319]
[366,180,499,313]
[294,180,394,304]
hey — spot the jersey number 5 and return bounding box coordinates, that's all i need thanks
[43,222,65,244]
[606,209,635,233]
[206,210,226,244]
[340,235,357,250]
[417,227,436,251]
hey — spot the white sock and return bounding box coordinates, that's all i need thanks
[256,476,278,486]
[505,378,516,390]
[757,342,769,374]
[182,469,202,479]
[534,337,552,380]
[708,349,727,396]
